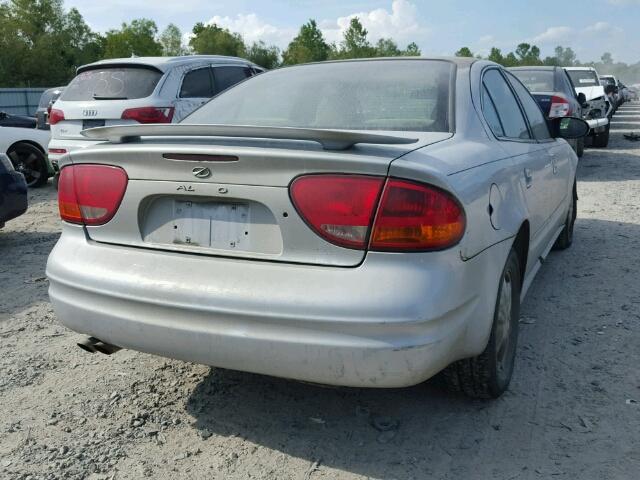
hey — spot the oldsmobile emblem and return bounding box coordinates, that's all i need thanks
[192,167,211,179]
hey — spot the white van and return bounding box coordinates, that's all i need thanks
[48,56,263,171]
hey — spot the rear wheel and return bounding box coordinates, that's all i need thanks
[7,142,48,187]
[553,181,577,250]
[443,249,521,398]
[593,125,609,148]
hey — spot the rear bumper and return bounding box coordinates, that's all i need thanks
[47,225,507,387]
[586,117,609,133]
[0,170,28,225]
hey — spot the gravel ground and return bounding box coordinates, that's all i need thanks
[1,103,640,480]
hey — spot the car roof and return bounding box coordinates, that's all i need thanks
[77,55,256,74]
[565,66,596,71]
[508,66,558,71]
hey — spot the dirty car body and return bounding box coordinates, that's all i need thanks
[47,58,579,394]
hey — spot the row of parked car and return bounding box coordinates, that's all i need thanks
[509,66,636,156]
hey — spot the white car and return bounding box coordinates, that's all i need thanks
[0,124,51,187]
[565,67,611,148]
[48,55,264,172]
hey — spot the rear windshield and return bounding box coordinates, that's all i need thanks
[60,67,162,101]
[567,70,599,87]
[510,70,555,92]
[184,60,454,132]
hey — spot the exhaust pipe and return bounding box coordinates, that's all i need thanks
[76,337,122,355]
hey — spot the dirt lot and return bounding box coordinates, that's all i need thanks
[1,105,640,480]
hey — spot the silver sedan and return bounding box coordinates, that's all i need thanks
[46,58,588,398]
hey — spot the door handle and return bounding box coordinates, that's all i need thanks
[524,168,533,188]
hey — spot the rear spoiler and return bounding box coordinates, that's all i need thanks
[80,124,419,151]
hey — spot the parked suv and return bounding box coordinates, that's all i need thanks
[48,56,264,173]
[509,66,585,156]
[565,67,611,148]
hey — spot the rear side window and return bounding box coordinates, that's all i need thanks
[505,72,551,141]
[213,66,252,94]
[180,68,214,98]
[61,67,162,101]
[483,69,530,140]
[481,85,504,137]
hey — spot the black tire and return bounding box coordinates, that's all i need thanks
[592,125,609,148]
[553,181,577,250]
[576,136,584,158]
[7,142,48,187]
[443,249,521,399]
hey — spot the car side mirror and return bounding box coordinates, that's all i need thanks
[577,92,587,107]
[549,117,590,139]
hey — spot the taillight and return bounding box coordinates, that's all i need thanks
[290,175,384,249]
[58,164,128,226]
[121,107,174,124]
[290,175,465,251]
[549,95,571,118]
[370,179,465,251]
[48,148,67,155]
[49,109,65,125]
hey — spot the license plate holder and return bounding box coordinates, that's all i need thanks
[82,119,106,130]
[172,201,249,250]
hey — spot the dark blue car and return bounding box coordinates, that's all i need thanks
[0,153,28,228]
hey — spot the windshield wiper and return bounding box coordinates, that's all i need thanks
[92,94,128,100]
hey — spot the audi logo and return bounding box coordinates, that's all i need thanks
[82,109,98,117]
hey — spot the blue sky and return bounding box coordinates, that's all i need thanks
[64,0,640,63]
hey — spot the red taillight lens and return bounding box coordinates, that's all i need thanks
[290,175,384,249]
[49,109,65,125]
[549,95,571,117]
[48,148,67,155]
[121,107,174,124]
[58,164,128,226]
[371,179,465,251]
[290,175,465,252]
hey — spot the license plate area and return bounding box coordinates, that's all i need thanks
[82,119,106,129]
[172,200,249,250]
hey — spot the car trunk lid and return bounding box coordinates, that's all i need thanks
[67,129,451,266]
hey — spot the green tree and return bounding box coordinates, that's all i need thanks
[332,17,375,59]
[455,46,474,58]
[403,42,421,56]
[160,23,185,56]
[488,47,504,64]
[104,19,162,58]
[245,41,280,69]
[375,38,401,57]
[503,52,519,67]
[282,19,330,65]
[0,0,103,87]
[515,43,542,65]
[601,52,613,65]
[189,22,245,57]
